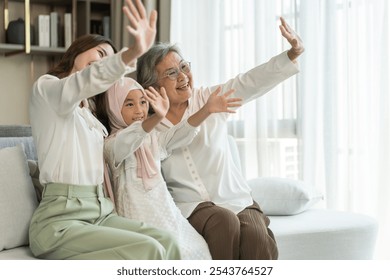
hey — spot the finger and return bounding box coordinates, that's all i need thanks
[143,91,154,103]
[134,0,146,20]
[223,89,236,98]
[225,109,237,114]
[145,89,157,101]
[210,86,222,96]
[279,25,295,42]
[149,10,158,29]
[147,86,159,97]
[280,16,292,32]
[125,0,141,21]
[226,97,242,104]
[123,7,138,30]
[227,102,242,108]
[159,87,168,99]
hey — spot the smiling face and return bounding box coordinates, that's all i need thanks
[155,51,193,106]
[121,89,149,126]
[70,43,115,74]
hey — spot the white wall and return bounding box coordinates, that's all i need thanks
[0,55,49,125]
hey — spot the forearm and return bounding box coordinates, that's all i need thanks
[121,48,140,66]
[142,114,164,133]
[187,106,211,127]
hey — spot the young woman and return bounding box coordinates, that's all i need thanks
[103,77,241,259]
[28,0,180,260]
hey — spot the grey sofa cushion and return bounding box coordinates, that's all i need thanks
[0,137,37,160]
[0,125,32,137]
[0,145,38,251]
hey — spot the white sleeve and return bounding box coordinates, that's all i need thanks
[209,51,299,105]
[106,122,148,166]
[32,50,133,116]
[158,119,200,160]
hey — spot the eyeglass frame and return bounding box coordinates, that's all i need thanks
[158,60,191,81]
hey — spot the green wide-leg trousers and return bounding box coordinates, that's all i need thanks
[29,183,181,260]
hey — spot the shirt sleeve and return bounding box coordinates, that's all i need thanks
[158,119,200,160]
[106,121,148,167]
[32,49,133,116]
[208,50,299,105]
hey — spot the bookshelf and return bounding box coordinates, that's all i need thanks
[0,0,112,56]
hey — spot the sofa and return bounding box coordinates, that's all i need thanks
[0,125,379,260]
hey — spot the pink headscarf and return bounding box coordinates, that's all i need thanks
[106,77,158,191]
[106,78,144,136]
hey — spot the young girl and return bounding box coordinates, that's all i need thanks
[28,0,181,260]
[103,77,241,259]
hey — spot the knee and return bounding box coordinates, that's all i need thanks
[208,207,240,236]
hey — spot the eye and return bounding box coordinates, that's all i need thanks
[181,62,191,73]
[141,100,148,105]
[166,69,179,78]
[98,50,105,58]
[125,102,134,107]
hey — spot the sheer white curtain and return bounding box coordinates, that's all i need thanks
[298,0,390,260]
[170,0,390,259]
[171,0,298,180]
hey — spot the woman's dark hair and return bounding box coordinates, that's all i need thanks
[92,92,111,134]
[49,34,117,133]
[48,34,117,78]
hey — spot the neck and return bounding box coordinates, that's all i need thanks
[166,101,188,125]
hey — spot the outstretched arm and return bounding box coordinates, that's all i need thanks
[121,0,158,65]
[187,87,242,127]
[279,17,304,62]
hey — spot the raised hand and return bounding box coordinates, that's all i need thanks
[144,87,170,118]
[279,17,304,61]
[205,87,242,114]
[123,0,157,58]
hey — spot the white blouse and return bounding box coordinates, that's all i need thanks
[156,51,300,217]
[30,50,133,185]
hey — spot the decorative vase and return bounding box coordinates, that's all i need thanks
[6,18,34,45]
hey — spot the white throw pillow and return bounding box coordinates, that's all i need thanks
[248,177,323,216]
[0,145,38,251]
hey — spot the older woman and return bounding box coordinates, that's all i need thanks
[136,17,304,260]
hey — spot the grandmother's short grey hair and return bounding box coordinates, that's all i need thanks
[136,42,183,89]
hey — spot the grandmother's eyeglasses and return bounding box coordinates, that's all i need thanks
[159,61,191,81]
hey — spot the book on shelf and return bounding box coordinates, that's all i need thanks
[37,14,50,47]
[64,13,72,48]
[50,12,59,48]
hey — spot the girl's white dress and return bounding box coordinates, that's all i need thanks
[104,120,211,260]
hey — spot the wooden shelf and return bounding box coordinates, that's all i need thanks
[1,0,112,57]
[0,43,66,56]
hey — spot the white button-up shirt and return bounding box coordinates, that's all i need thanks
[156,51,299,217]
[30,51,133,185]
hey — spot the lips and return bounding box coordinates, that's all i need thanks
[176,82,189,90]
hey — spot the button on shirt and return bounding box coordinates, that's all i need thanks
[30,50,134,186]
[156,51,299,218]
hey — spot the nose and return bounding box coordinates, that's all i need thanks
[177,71,188,82]
[134,104,143,114]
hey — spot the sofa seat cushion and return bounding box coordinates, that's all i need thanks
[0,246,36,260]
[269,209,378,260]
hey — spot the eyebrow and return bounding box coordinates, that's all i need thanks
[165,59,185,71]
[124,96,146,102]
[97,46,108,57]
